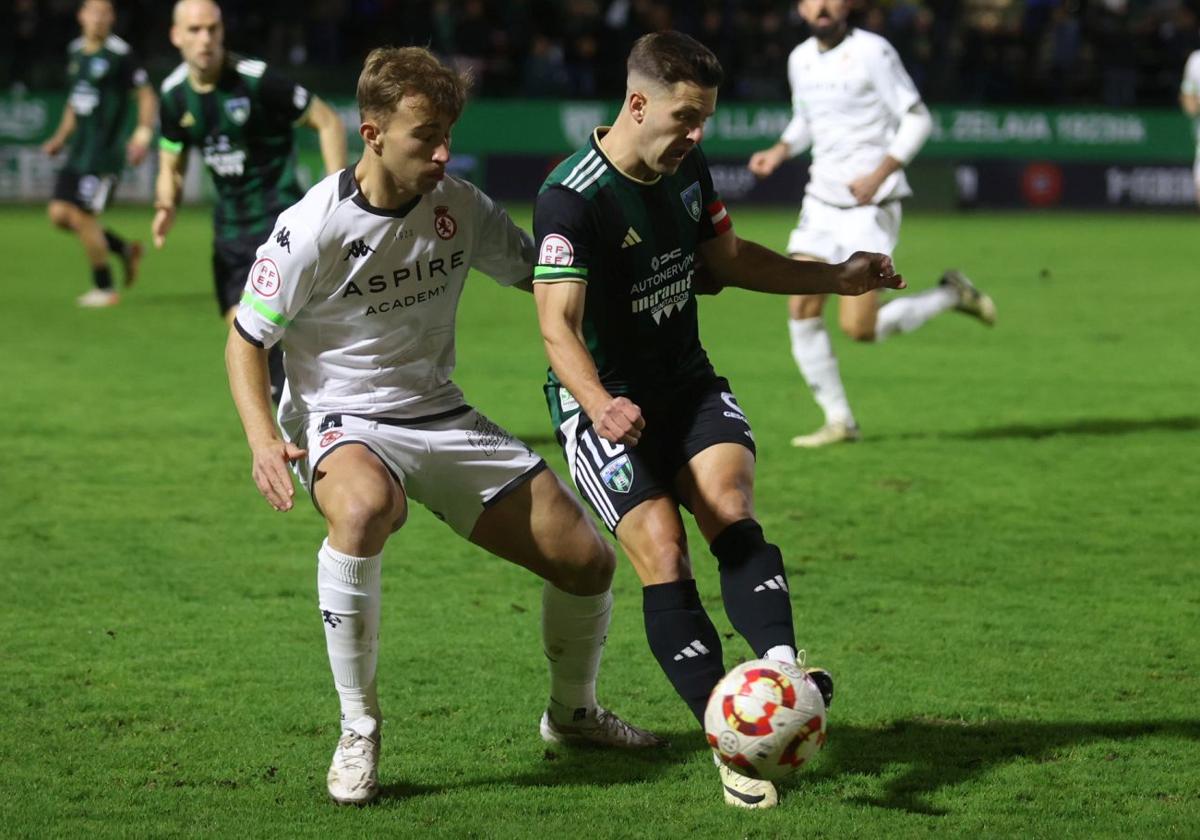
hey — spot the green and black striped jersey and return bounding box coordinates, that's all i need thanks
[64,35,148,175]
[159,54,312,242]
[533,128,734,421]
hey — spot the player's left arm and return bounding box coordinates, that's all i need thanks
[127,66,157,166]
[848,40,932,205]
[1181,55,1200,117]
[299,96,348,175]
[699,230,904,297]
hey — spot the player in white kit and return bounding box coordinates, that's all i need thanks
[225,47,662,807]
[1181,49,1200,204]
[749,0,996,447]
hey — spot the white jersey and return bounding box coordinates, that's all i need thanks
[1182,50,1200,156]
[235,168,534,425]
[781,28,923,207]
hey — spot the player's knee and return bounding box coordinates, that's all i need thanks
[47,202,74,230]
[324,487,401,542]
[552,526,616,594]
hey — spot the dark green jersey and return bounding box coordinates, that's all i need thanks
[533,129,734,423]
[158,54,312,242]
[64,35,147,175]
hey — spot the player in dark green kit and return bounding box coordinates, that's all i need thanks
[533,31,905,810]
[42,0,155,308]
[152,0,346,398]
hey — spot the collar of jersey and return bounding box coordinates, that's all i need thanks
[592,127,662,186]
[341,168,423,218]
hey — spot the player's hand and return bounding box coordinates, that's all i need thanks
[848,172,886,205]
[592,396,645,447]
[748,146,786,179]
[152,206,175,249]
[250,439,308,511]
[126,138,150,166]
[836,251,906,295]
[41,137,64,157]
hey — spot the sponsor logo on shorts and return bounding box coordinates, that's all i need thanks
[466,414,512,456]
[559,388,579,413]
[250,257,282,298]
[319,430,344,448]
[600,455,634,494]
[434,205,458,240]
[539,234,574,266]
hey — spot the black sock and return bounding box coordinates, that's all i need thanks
[643,579,725,724]
[267,345,286,404]
[103,229,127,256]
[93,265,114,291]
[712,519,795,658]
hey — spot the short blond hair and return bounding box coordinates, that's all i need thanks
[357,47,469,125]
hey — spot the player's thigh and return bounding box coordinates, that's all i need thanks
[613,494,693,585]
[675,443,756,544]
[47,198,81,229]
[469,468,614,595]
[311,442,408,542]
[838,289,880,341]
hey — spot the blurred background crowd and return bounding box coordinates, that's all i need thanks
[5,0,1199,107]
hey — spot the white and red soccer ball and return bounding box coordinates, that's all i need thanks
[704,658,828,781]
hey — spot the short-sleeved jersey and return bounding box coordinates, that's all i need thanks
[781,28,922,207]
[1182,50,1200,153]
[159,54,312,242]
[234,168,534,425]
[533,129,732,421]
[64,35,148,175]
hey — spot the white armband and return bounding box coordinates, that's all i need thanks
[885,102,932,166]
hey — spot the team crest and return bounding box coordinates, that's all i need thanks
[680,182,702,222]
[600,455,634,494]
[434,205,458,240]
[224,96,251,125]
[90,57,109,78]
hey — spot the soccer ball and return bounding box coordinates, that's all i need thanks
[704,658,827,781]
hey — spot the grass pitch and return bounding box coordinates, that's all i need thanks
[1,204,1198,838]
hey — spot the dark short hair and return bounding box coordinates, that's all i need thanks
[357,46,469,125]
[627,31,724,89]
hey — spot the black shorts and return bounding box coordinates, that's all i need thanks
[212,232,266,315]
[52,169,118,214]
[554,376,756,533]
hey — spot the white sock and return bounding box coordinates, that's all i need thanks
[542,582,612,724]
[874,285,957,341]
[788,317,855,427]
[765,644,797,665]
[317,539,382,736]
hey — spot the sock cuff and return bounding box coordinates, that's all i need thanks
[319,539,382,588]
[788,316,826,340]
[711,518,766,563]
[642,578,701,612]
[543,582,613,616]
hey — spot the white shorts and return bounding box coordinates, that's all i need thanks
[785,195,902,263]
[286,407,546,538]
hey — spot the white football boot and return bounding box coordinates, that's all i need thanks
[791,420,861,448]
[76,288,120,308]
[327,717,380,805]
[718,763,778,809]
[539,705,667,749]
[940,269,996,326]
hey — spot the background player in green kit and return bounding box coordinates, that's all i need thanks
[42,0,156,308]
[151,0,346,398]
[532,31,904,810]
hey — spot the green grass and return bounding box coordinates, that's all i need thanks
[2,204,1198,838]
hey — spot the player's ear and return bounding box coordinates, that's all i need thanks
[360,120,383,155]
[629,90,648,124]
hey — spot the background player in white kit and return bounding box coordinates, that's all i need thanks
[225,47,661,806]
[1181,48,1200,205]
[749,0,997,447]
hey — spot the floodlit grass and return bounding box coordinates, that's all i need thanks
[2,204,1198,838]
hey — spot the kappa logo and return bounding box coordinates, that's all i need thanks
[274,227,291,253]
[321,610,342,629]
[434,205,458,240]
[621,227,642,248]
[343,238,375,260]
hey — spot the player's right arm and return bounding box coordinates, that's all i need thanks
[40,104,76,157]
[226,213,321,510]
[152,90,190,248]
[749,48,812,179]
[532,187,644,446]
[1181,53,1200,117]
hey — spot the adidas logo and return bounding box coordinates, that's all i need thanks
[343,238,375,260]
[180,112,195,128]
[753,575,789,593]
[673,639,711,661]
[621,227,642,248]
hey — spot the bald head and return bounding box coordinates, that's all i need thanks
[171,0,224,80]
